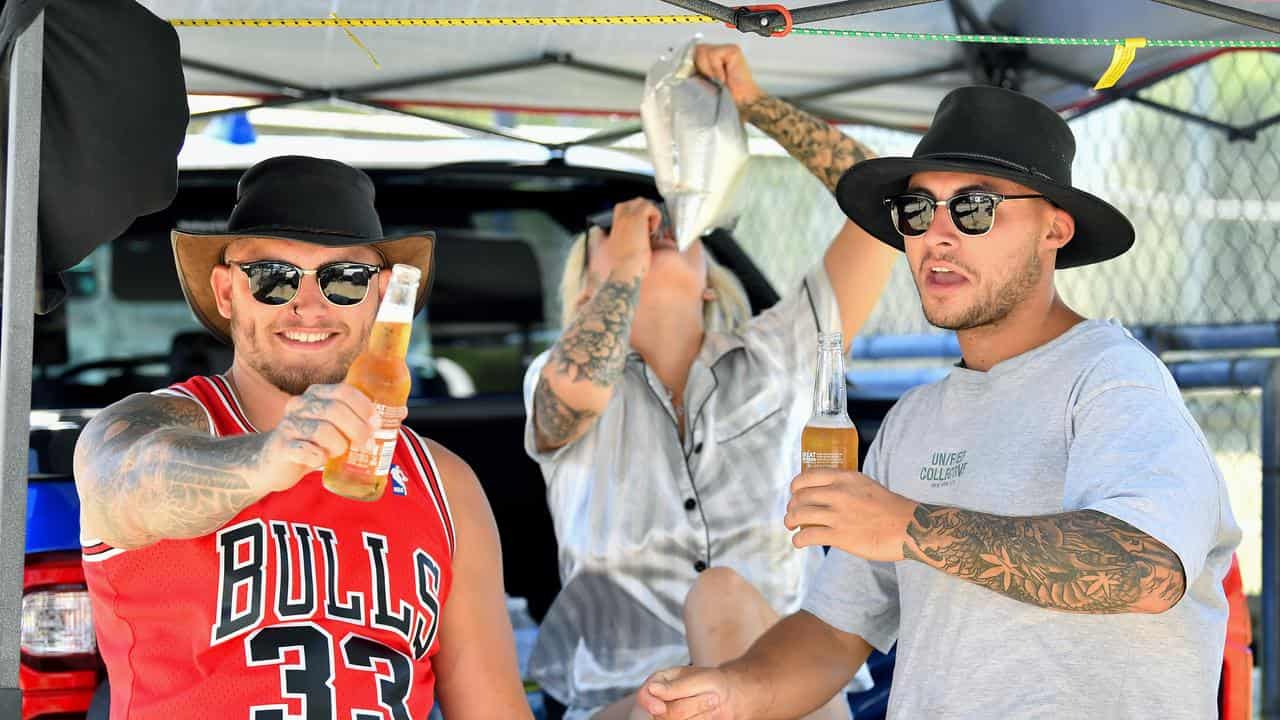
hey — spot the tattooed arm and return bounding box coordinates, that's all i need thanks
[904,505,1186,614]
[532,199,656,452]
[739,96,874,193]
[74,393,269,549]
[787,469,1186,615]
[74,383,378,549]
[694,43,898,352]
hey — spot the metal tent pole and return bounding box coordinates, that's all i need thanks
[0,10,44,716]
[787,0,942,23]
[1150,0,1280,35]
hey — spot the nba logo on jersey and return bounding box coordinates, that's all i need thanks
[390,465,409,496]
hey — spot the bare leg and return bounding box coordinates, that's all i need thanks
[682,567,852,720]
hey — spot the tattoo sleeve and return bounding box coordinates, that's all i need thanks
[739,95,875,193]
[73,393,271,549]
[533,377,599,450]
[904,505,1187,614]
[533,273,641,450]
[548,275,642,387]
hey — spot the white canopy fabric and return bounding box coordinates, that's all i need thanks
[141,0,1278,132]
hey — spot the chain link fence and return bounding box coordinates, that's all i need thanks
[730,49,1280,597]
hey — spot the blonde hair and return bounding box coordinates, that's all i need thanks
[559,231,752,334]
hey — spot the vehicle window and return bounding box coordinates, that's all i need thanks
[414,209,568,396]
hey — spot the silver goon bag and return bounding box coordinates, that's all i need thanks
[641,38,749,250]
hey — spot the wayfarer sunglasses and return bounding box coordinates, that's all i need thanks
[227,260,383,307]
[884,191,1047,238]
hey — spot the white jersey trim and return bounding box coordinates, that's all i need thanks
[399,427,456,558]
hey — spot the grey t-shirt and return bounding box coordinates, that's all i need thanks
[804,319,1241,719]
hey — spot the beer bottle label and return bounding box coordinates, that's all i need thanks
[802,450,847,469]
[345,403,404,475]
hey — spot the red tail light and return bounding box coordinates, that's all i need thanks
[21,552,102,719]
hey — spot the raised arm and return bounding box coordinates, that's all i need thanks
[74,384,377,549]
[636,610,870,720]
[532,199,659,452]
[695,44,898,351]
[426,439,534,719]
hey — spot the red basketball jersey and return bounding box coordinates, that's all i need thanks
[82,375,455,720]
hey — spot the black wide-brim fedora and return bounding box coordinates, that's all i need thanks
[172,155,435,343]
[837,86,1134,269]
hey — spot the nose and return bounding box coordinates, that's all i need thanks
[288,272,331,322]
[923,201,962,249]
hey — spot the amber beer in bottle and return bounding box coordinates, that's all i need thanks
[322,264,420,501]
[800,332,859,472]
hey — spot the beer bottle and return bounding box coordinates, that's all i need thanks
[800,332,859,472]
[322,263,420,501]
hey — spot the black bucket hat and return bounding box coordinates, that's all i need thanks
[171,156,435,343]
[836,86,1134,269]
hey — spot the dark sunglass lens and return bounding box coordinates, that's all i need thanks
[951,193,997,235]
[318,264,375,306]
[245,263,299,305]
[893,196,935,236]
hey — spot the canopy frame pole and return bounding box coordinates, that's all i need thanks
[786,61,963,102]
[337,96,559,147]
[183,53,633,147]
[1150,0,1280,35]
[1262,361,1280,717]
[658,0,942,35]
[1235,111,1280,142]
[189,94,327,120]
[0,10,45,716]
[654,0,737,23]
[1026,56,1265,142]
[787,0,942,24]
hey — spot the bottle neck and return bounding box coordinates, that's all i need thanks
[367,320,413,358]
[812,335,848,419]
[368,278,417,359]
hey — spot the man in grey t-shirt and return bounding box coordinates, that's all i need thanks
[633,87,1240,719]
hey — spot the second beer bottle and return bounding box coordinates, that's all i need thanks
[322,263,420,501]
[800,331,859,472]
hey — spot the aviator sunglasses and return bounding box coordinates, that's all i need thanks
[227,260,383,307]
[884,190,1047,238]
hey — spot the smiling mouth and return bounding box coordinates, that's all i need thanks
[278,330,337,344]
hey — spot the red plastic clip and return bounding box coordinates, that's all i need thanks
[726,5,793,38]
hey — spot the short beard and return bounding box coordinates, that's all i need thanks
[924,245,1043,332]
[230,316,362,396]
[257,358,353,397]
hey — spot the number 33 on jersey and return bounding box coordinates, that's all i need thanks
[82,375,456,720]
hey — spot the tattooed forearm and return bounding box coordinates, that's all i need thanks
[547,275,641,387]
[904,506,1186,614]
[533,377,598,450]
[74,394,271,549]
[739,95,874,193]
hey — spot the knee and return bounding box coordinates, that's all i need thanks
[683,567,753,626]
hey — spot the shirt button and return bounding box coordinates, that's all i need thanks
[684,498,697,511]
[693,560,708,573]
[693,442,704,454]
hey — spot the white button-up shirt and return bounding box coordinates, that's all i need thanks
[523,264,870,712]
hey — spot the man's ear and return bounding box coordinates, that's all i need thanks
[211,264,234,320]
[1044,205,1076,253]
[377,267,391,301]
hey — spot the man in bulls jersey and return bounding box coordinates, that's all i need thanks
[73,156,534,720]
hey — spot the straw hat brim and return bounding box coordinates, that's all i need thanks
[171,228,435,344]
